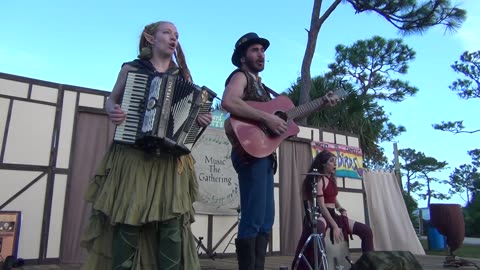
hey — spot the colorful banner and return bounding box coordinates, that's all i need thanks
[192,110,239,215]
[208,110,229,129]
[311,141,364,180]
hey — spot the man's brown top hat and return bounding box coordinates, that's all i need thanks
[231,32,270,67]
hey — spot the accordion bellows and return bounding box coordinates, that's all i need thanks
[114,71,216,155]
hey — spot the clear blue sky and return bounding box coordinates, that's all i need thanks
[1,0,478,208]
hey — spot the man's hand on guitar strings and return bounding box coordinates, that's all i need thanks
[263,113,287,135]
[322,91,340,107]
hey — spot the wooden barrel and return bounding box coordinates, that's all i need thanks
[429,203,465,251]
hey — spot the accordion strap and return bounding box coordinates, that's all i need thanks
[123,59,183,78]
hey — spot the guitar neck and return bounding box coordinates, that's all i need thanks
[286,97,327,120]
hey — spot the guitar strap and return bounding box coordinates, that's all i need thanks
[263,84,281,97]
[237,72,278,173]
[243,70,280,99]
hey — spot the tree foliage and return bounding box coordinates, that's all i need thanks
[346,0,466,34]
[461,150,480,237]
[449,150,480,204]
[415,156,450,206]
[464,195,480,237]
[298,0,466,125]
[449,164,480,203]
[433,50,480,134]
[398,148,450,206]
[288,36,417,166]
[432,50,480,236]
[450,50,480,99]
[399,148,424,195]
[402,190,420,231]
[327,36,418,101]
[287,74,403,167]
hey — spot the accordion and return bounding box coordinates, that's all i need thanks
[114,71,217,156]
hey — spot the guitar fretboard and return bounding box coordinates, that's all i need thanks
[286,97,326,120]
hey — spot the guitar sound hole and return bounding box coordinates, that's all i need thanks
[274,111,288,121]
[259,111,288,136]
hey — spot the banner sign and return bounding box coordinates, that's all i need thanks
[311,141,364,180]
[208,110,229,129]
[192,110,239,215]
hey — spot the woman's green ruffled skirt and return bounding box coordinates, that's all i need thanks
[80,143,200,270]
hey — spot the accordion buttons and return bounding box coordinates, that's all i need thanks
[147,98,157,110]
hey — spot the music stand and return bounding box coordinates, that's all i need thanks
[293,169,329,270]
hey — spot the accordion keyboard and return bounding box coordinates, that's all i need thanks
[113,72,149,144]
[113,70,217,155]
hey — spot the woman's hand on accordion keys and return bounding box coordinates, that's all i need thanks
[196,113,212,127]
[108,104,127,125]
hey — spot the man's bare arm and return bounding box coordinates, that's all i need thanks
[221,72,268,122]
[221,72,287,134]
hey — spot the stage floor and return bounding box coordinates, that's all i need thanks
[11,253,480,270]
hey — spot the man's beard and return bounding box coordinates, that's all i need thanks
[244,57,265,73]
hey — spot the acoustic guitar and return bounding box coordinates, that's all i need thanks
[226,89,347,158]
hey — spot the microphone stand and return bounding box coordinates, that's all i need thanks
[293,169,329,270]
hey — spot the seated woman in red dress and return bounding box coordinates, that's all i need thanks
[292,150,374,269]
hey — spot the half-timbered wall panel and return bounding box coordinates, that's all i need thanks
[345,177,363,189]
[0,97,9,151]
[0,78,29,98]
[337,191,365,249]
[0,170,43,203]
[56,91,77,169]
[3,101,55,165]
[347,136,360,148]
[322,131,335,143]
[335,133,347,146]
[30,85,58,103]
[274,148,280,184]
[0,73,112,263]
[210,216,238,254]
[78,92,104,108]
[0,170,47,259]
[272,187,280,251]
[47,174,68,258]
[297,126,320,141]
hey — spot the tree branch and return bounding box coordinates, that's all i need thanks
[298,0,342,124]
[319,0,342,25]
[433,121,480,134]
[345,0,465,34]
[454,129,480,134]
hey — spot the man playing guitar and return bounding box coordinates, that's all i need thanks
[221,32,339,270]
